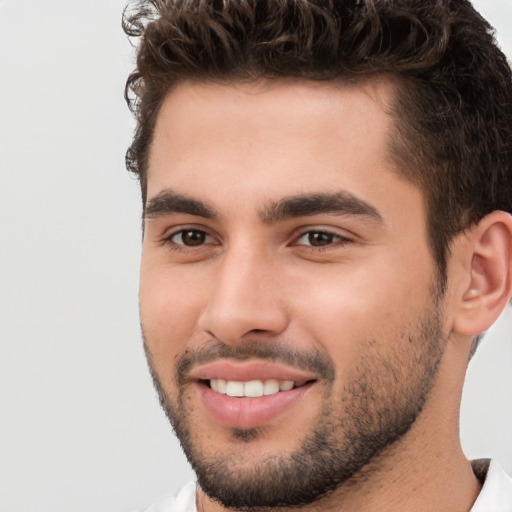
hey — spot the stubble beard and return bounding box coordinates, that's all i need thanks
[144,298,447,511]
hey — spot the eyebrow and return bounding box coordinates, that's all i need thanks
[260,191,383,224]
[145,190,218,220]
[144,189,383,225]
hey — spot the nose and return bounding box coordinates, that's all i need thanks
[197,244,289,345]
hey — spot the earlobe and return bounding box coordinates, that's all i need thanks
[453,211,512,336]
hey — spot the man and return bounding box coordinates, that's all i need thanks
[123,1,512,510]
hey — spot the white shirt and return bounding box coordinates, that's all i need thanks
[471,459,512,512]
[140,481,196,512]
[140,460,512,512]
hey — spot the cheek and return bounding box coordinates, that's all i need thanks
[286,257,434,366]
[139,263,206,361]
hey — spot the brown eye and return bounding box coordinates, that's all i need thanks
[171,229,211,246]
[296,231,341,247]
[306,231,336,246]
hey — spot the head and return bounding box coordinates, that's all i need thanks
[125,1,512,510]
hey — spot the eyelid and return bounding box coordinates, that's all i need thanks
[172,230,214,245]
[291,227,354,245]
[162,225,220,246]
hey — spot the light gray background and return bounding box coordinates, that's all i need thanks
[0,1,511,511]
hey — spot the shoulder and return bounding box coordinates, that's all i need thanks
[471,459,512,512]
[138,481,197,512]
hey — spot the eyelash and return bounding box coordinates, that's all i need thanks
[293,230,351,250]
[163,227,351,252]
[165,228,217,249]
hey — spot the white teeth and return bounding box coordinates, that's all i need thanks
[217,379,227,394]
[244,380,264,397]
[279,380,294,391]
[209,378,297,397]
[263,379,279,395]
[226,381,245,397]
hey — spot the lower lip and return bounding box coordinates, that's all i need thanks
[197,382,315,429]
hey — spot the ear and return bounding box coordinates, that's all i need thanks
[452,211,512,336]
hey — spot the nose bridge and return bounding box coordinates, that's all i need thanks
[198,238,288,343]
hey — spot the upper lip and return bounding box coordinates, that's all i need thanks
[189,360,318,383]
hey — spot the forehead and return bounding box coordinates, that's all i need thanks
[147,78,413,214]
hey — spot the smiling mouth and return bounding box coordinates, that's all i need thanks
[206,379,314,398]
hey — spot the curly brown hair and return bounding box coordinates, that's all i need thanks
[123,0,512,283]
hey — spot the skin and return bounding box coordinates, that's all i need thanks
[140,79,486,512]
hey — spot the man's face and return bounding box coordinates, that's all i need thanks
[140,80,448,509]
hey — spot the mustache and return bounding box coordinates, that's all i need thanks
[175,341,336,385]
